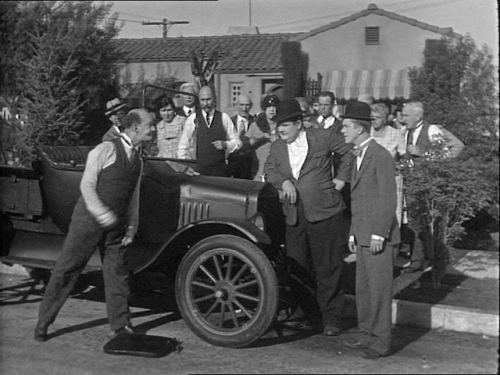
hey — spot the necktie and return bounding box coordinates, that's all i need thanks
[320,118,326,129]
[187,109,192,116]
[407,128,415,146]
[206,115,211,126]
[130,147,139,164]
[238,119,245,135]
[352,143,369,157]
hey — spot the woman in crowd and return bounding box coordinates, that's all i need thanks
[156,97,186,158]
[370,103,407,227]
[244,94,281,181]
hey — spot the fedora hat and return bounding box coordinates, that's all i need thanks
[276,99,303,125]
[341,101,373,121]
[105,98,127,117]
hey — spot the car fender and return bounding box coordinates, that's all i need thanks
[133,217,271,275]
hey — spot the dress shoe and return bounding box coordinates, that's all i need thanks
[323,326,341,336]
[361,348,384,360]
[343,339,368,349]
[34,321,49,342]
[346,326,369,335]
[285,320,322,332]
[114,325,135,336]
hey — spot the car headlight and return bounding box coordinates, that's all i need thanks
[249,213,265,232]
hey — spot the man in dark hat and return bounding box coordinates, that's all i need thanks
[103,98,128,142]
[264,99,355,336]
[340,101,400,359]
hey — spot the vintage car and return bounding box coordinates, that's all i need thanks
[0,85,288,349]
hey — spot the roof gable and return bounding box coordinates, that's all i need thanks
[113,33,298,73]
[291,3,462,42]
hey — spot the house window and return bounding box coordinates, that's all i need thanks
[365,27,380,45]
[230,83,243,107]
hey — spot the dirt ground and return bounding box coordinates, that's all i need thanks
[0,272,498,375]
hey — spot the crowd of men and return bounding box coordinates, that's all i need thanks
[34,84,464,360]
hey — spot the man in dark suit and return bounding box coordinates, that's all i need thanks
[317,91,351,249]
[264,100,355,336]
[340,101,400,360]
[228,94,255,179]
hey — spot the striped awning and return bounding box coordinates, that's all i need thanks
[323,69,411,100]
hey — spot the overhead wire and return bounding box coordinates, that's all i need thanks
[259,0,466,33]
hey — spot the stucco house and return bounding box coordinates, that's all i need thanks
[293,3,461,104]
[113,3,462,115]
[113,32,294,115]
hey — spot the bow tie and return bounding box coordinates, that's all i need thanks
[351,144,368,157]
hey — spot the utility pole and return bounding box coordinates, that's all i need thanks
[142,18,189,39]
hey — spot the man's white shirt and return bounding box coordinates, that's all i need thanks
[287,131,308,179]
[316,115,337,129]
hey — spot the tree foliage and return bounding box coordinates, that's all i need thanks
[19,30,88,158]
[405,35,499,284]
[0,1,122,165]
[408,35,499,162]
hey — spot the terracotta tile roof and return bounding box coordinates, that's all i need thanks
[291,3,462,42]
[113,33,298,73]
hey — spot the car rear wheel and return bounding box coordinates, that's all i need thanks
[175,234,278,348]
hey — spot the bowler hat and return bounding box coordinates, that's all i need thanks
[276,100,303,125]
[341,101,373,121]
[105,98,128,117]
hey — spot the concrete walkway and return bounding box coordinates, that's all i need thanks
[344,248,499,337]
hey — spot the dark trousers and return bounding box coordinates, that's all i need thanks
[339,183,352,255]
[38,198,131,331]
[286,201,345,327]
[355,243,397,355]
[228,152,254,180]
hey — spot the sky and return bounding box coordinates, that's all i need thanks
[109,0,498,60]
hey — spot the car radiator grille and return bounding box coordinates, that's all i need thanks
[178,201,210,228]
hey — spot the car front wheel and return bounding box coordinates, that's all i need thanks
[175,234,278,348]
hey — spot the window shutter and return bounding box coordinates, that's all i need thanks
[365,27,380,45]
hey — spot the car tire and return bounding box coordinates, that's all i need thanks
[176,234,279,348]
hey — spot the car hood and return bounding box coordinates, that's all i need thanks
[181,176,264,204]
